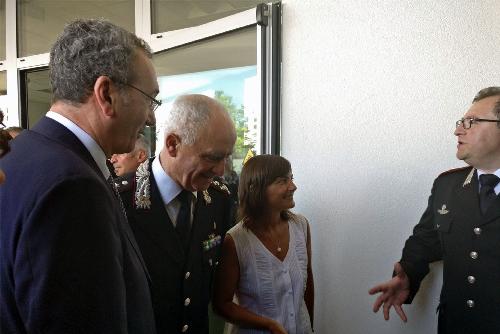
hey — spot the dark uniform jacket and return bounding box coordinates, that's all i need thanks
[119,159,234,334]
[0,117,156,334]
[400,166,500,334]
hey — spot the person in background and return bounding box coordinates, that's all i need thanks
[214,154,314,334]
[0,110,10,184]
[369,87,500,334]
[119,94,237,334]
[110,133,150,176]
[0,19,158,333]
[5,126,23,138]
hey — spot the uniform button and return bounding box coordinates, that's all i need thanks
[185,272,190,279]
[470,251,478,259]
[182,324,189,332]
[467,276,476,284]
[466,300,474,308]
[184,298,191,306]
[473,227,482,235]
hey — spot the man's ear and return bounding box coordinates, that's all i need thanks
[165,133,181,157]
[94,76,115,117]
[137,149,147,163]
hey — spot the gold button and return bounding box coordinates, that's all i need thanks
[467,276,475,284]
[470,251,478,259]
[466,300,474,308]
[184,298,191,306]
[473,227,482,235]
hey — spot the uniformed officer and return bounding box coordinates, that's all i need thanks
[119,94,237,334]
[369,87,500,334]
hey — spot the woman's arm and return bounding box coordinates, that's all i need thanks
[304,222,315,329]
[213,234,288,334]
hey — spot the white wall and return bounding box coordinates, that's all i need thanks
[280,1,500,333]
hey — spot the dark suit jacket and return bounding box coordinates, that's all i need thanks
[400,167,500,334]
[0,117,156,334]
[119,162,234,334]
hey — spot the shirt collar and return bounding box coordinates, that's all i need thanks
[46,111,110,179]
[152,155,183,206]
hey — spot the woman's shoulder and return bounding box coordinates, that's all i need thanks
[227,220,247,237]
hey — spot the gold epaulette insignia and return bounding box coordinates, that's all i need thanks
[211,179,230,195]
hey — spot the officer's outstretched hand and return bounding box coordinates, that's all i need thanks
[368,262,410,322]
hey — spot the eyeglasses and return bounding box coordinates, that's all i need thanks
[124,83,162,112]
[456,117,500,129]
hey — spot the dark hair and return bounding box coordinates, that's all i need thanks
[238,154,294,224]
[472,87,500,126]
[49,19,152,104]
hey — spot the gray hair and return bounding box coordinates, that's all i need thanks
[49,19,152,104]
[164,94,227,145]
[473,87,500,123]
[135,134,150,157]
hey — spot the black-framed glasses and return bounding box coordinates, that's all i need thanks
[124,83,162,112]
[456,117,500,129]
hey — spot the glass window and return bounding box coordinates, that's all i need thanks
[153,26,258,175]
[17,0,135,57]
[0,0,5,59]
[0,71,7,116]
[22,68,51,128]
[151,0,263,33]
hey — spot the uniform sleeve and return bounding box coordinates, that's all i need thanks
[15,176,128,333]
[399,178,443,303]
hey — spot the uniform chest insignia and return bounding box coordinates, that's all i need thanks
[437,204,449,215]
[135,160,151,209]
[202,233,222,251]
[463,168,475,187]
[202,190,212,204]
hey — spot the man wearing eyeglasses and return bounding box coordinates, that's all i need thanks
[369,87,500,334]
[0,20,158,333]
[118,94,237,334]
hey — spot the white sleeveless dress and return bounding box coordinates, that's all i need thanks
[226,215,313,334]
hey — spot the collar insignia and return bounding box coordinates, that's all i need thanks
[203,190,212,204]
[135,159,151,209]
[437,204,449,215]
[463,168,475,187]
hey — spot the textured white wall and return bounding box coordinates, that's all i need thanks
[280,1,500,333]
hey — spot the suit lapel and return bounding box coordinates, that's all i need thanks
[134,171,186,266]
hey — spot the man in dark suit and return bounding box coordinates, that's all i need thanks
[369,87,500,333]
[0,19,159,333]
[119,94,237,334]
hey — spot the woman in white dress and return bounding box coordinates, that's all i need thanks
[214,155,314,334]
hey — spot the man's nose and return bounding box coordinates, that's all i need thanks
[212,159,226,177]
[110,155,118,163]
[454,125,465,136]
[145,108,156,127]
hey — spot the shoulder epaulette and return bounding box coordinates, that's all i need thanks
[438,166,471,177]
[210,178,231,196]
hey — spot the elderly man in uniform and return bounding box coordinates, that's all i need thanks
[0,19,158,333]
[110,133,150,176]
[369,87,500,333]
[119,94,237,334]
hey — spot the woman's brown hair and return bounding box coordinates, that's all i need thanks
[238,154,294,224]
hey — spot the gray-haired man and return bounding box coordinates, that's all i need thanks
[119,94,237,333]
[1,19,158,333]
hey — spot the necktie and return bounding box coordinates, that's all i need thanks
[176,190,193,248]
[479,174,500,214]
